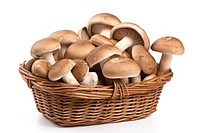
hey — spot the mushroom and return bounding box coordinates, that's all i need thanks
[131,45,157,75]
[31,59,51,78]
[72,59,98,86]
[78,27,90,40]
[87,13,121,38]
[110,22,150,52]
[31,38,61,65]
[49,30,80,59]
[102,55,141,82]
[86,44,122,68]
[48,59,79,84]
[90,34,115,46]
[151,36,185,76]
[64,40,95,60]
[25,58,36,71]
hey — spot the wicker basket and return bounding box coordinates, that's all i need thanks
[18,61,173,126]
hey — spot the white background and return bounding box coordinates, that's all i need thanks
[0,0,199,132]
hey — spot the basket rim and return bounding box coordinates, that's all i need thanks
[19,61,173,100]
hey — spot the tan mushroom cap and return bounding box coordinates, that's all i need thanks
[132,45,157,74]
[65,40,95,59]
[87,13,121,37]
[48,59,75,81]
[102,56,141,79]
[31,59,51,78]
[151,36,185,55]
[78,27,90,40]
[49,30,80,45]
[86,44,122,68]
[90,34,114,46]
[110,22,150,50]
[71,59,89,82]
[31,38,61,58]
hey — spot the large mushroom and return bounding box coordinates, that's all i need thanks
[87,13,121,38]
[31,38,61,65]
[48,59,79,85]
[49,30,80,59]
[102,55,141,82]
[64,40,95,60]
[151,36,185,76]
[86,44,122,68]
[110,22,150,52]
[72,59,98,86]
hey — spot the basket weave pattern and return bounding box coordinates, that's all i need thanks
[19,62,173,126]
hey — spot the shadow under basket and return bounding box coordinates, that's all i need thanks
[18,62,173,127]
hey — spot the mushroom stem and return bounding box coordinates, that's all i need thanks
[80,72,98,86]
[131,74,141,83]
[121,78,129,84]
[157,54,172,76]
[42,53,56,65]
[62,71,80,85]
[115,36,134,51]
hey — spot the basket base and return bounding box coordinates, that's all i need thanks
[32,87,162,127]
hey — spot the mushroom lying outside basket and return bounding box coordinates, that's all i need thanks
[18,13,184,126]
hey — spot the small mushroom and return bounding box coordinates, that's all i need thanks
[151,36,185,76]
[64,40,95,60]
[31,38,61,65]
[31,59,51,78]
[102,55,141,81]
[143,74,156,81]
[86,44,122,68]
[110,22,150,52]
[25,58,36,71]
[87,13,121,38]
[48,59,79,84]
[49,30,80,59]
[90,34,114,46]
[72,59,98,86]
[78,27,90,40]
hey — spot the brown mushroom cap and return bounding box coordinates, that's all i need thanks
[48,59,75,81]
[90,34,114,46]
[49,30,80,45]
[87,13,121,37]
[132,45,157,74]
[71,59,89,82]
[65,40,95,59]
[78,27,90,40]
[86,44,122,68]
[31,38,61,58]
[151,36,185,55]
[31,59,51,78]
[110,22,150,50]
[102,56,141,79]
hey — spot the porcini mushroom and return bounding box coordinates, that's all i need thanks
[31,59,51,78]
[110,22,150,52]
[102,55,141,80]
[151,36,185,76]
[87,13,121,38]
[64,40,95,60]
[72,59,98,86]
[48,59,79,84]
[31,38,61,65]
[49,30,80,59]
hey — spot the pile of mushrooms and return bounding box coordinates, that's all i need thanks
[26,13,185,86]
